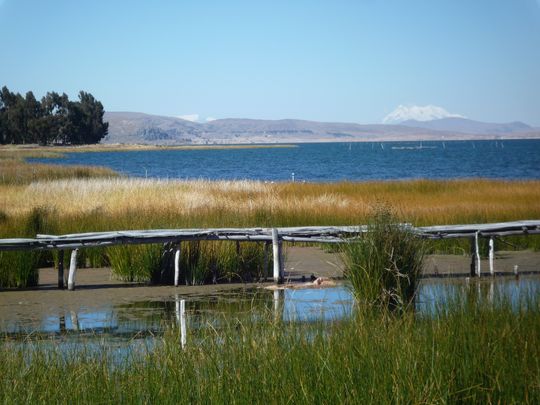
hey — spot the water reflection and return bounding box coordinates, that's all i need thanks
[1,276,539,342]
[417,276,540,315]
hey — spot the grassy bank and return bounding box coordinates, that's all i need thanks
[1,174,540,287]
[0,147,118,185]
[0,299,538,403]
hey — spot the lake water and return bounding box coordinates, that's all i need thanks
[33,140,540,181]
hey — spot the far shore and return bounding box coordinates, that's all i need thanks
[0,143,298,155]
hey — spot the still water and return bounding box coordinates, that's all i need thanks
[32,140,540,181]
[2,277,539,340]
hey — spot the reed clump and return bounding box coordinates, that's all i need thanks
[106,241,269,285]
[342,206,426,311]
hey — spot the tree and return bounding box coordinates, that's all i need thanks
[0,86,108,145]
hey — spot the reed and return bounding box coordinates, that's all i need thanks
[342,205,426,311]
[0,297,538,403]
[0,147,117,186]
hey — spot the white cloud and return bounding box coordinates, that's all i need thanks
[205,117,217,122]
[177,114,200,122]
[382,104,465,124]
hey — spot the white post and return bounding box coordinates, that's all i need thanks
[475,232,481,277]
[488,237,494,276]
[67,249,78,291]
[174,244,181,287]
[272,228,282,284]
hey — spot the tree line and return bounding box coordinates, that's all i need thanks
[0,86,108,145]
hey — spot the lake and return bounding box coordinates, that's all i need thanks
[32,139,540,181]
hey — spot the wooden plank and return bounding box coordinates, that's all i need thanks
[1,220,539,252]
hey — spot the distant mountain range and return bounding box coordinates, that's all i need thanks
[103,112,540,145]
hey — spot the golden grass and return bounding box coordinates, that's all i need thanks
[0,158,118,185]
[1,178,539,234]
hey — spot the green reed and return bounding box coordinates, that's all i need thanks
[342,206,426,311]
[0,296,538,404]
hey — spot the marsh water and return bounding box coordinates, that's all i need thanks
[33,140,540,181]
[2,277,540,343]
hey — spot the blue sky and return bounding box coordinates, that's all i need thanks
[1,0,539,125]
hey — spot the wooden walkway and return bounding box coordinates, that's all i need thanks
[1,220,539,289]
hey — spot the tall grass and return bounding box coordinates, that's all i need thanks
[107,241,270,285]
[1,176,539,287]
[0,147,117,185]
[0,299,538,403]
[342,206,426,311]
[0,207,58,287]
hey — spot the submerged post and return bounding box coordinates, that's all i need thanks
[67,249,78,291]
[489,237,494,276]
[180,298,187,349]
[475,231,481,277]
[174,243,181,287]
[272,228,283,284]
[57,250,64,289]
[175,295,187,348]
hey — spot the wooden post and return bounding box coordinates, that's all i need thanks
[57,250,64,289]
[272,228,283,284]
[174,243,181,287]
[475,232,481,277]
[469,237,476,277]
[67,249,78,291]
[236,241,242,275]
[263,241,270,281]
[488,237,494,276]
[279,240,285,282]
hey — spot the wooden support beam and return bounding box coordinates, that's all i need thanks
[489,237,494,276]
[67,249,78,291]
[236,241,242,275]
[470,237,476,277]
[272,228,283,284]
[57,250,64,289]
[174,243,181,287]
[263,241,270,281]
[475,231,481,277]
